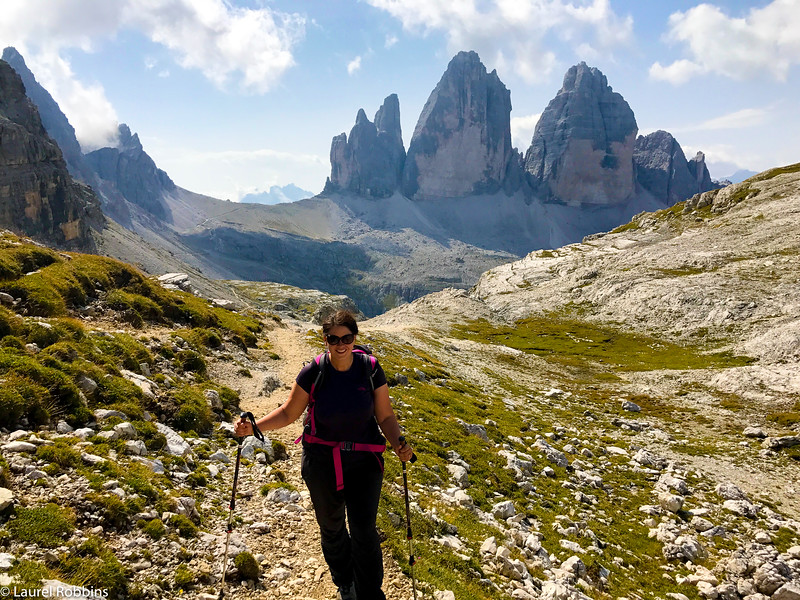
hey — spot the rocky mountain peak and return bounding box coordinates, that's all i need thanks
[2,47,98,186]
[326,94,406,199]
[524,62,638,205]
[634,131,718,204]
[85,124,175,222]
[0,60,101,249]
[374,93,402,145]
[688,151,714,192]
[401,51,519,200]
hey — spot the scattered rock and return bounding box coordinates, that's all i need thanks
[2,441,36,453]
[716,482,750,502]
[155,423,192,457]
[622,400,641,412]
[743,426,768,439]
[0,489,13,512]
[0,553,13,570]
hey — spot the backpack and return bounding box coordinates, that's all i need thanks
[297,344,385,490]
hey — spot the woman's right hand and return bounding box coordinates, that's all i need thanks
[234,419,253,437]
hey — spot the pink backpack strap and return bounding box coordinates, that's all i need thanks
[294,352,327,444]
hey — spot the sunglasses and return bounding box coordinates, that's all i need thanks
[325,333,355,346]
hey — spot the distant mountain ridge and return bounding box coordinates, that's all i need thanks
[0,47,726,315]
[241,184,313,205]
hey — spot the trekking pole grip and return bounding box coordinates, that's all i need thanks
[398,436,417,463]
[240,411,265,442]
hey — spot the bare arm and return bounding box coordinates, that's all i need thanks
[374,383,414,462]
[234,382,309,436]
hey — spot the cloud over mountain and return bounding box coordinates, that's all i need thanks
[0,0,306,149]
[364,0,633,82]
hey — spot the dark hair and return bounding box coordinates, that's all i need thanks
[321,309,359,336]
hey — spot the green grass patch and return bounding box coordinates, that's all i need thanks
[139,518,167,540]
[767,398,800,428]
[57,536,128,598]
[35,440,82,472]
[8,559,52,594]
[451,315,754,373]
[6,503,76,547]
[168,514,198,538]
[234,552,260,581]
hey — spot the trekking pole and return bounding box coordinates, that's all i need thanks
[398,436,418,600]
[219,412,264,599]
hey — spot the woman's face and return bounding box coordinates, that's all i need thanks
[325,324,356,358]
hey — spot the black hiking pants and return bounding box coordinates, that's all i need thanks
[302,447,386,600]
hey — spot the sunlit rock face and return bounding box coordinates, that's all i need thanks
[402,51,519,201]
[0,60,100,249]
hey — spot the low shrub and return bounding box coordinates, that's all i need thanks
[35,442,82,471]
[131,421,167,451]
[167,387,214,434]
[168,514,198,538]
[57,536,128,598]
[139,518,166,540]
[175,349,206,375]
[234,552,260,581]
[6,503,75,547]
[174,564,194,589]
[86,493,134,530]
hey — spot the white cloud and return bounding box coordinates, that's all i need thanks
[648,59,704,85]
[124,0,306,94]
[510,113,541,151]
[0,0,306,149]
[666,108,771,135]
[24,51,120,151]
[365,0,633,82]
[694,108,769,131]
[385,34,399,48]
[347,56,362,75]
[651,0,800,84]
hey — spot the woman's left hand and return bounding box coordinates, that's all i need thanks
[395,440,414,462]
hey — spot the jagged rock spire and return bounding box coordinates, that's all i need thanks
[401,51,519,200]
[327,94,406,199]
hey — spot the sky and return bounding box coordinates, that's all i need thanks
[2,0,799,201]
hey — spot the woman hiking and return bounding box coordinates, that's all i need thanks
[234,309,414,600]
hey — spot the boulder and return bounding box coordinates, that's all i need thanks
[0,488,14,512]
[524,62,637,206]
[447,464,469,488]
[0,552,13,570]
[491,500,516,520]
[716,482,750,501]
[723,500,759,519]
[402,51,519,200]
[113,422,137,440]
[772,583,800,600]
[2,441,36,453]
[753,561,791,595]
[155,423,192,457]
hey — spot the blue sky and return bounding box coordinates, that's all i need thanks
[2,0,799,201]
